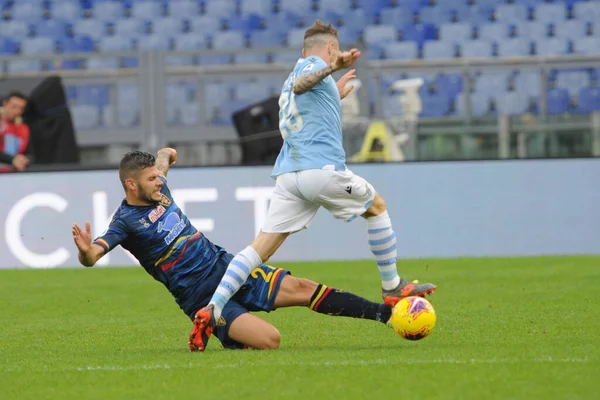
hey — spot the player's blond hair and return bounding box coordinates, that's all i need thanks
[303,20,338,50]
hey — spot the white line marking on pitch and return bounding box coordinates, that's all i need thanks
[73,356,595,372]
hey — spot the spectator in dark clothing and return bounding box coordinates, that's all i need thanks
[0,91,30,172]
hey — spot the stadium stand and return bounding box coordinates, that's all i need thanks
[1,0,599,130]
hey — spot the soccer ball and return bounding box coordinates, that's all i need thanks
[390,296,436,340]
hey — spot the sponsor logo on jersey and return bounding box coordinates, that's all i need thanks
[157,212,186,245]
[148,205,166,223]
[139,218,150,228]
[301,63,315,72]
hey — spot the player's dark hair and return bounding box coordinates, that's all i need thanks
[304,20,338,50]
[119,151,155,188]
[4,91,27,102]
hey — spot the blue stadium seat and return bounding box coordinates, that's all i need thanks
[180,103,200,126]
[573,1,600,24]
[498,38,531,57]
[226,14,263,33]
[457,5,493,24]
[279,0,312,14]
[514,22,549,40]
[234,81,271,102]
[478,23,509,42]
[400,23,437,45]
[76,85,110,107]
[92,1,123,21]
[574,37,599,55]
[546,88,570,114]
[578,87,600,113]
[169,33,205,65]
[382,94,402,118]
[382,42,418,60]
[287,28,305,47]
[11,3,44,22]
[250,30,284,47]
[240,0,272,17]
[319,0,352,13]
[59,36,95,69]
[436,74,463,99]
[114,19,147,39]
[379,8,414,27]
[212,31,245,49]
[336,28,361,45]
[34,20,69,40]
[88,37,134,69]
[475,72,511,95]
[73,19,106,41]
[21,37,55,54]
[514,70,542,97]
[167,83,189,106]
[0,37,18,55]
[356,0,393,16]
[339,9,368,31]
[534,3,566,24]
[152,17,184,36]
[363,25,397,47]
[495,4,528,23]
[553,20,587,40]
[461,39,493,58]
[556,70,591,97]
[423,41,456,59]
[204,0,236,18]
[535,37,568,56]
[0,21,29,39]
[455,92,491,116]
[420,93,451,117]
[234,52,269,64]
[167,0,199,18]
[50,1,82,21]
[189,16,221,35]
[214,99,251,125]
[440,23,473,42]
[102,105,139,127]
[419,7,453,25]
[199,54,232,65]
[131,1,163,19]
[72,105,100,129]
[138,35,171,51]
[496,91,530,115]
[272,50,300,64]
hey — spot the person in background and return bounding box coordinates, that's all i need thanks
[0,91,30,172]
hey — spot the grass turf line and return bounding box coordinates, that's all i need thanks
[1,256,599,400]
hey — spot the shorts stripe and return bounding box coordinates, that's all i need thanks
[267,268,284,299]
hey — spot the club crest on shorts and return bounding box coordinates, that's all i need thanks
[217,316,227,326]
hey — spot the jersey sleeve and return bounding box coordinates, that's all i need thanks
[93,214,128,253]
[297,57,328,77]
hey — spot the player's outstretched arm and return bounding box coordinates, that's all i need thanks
[292,49,361,96]
[72,222,105,267]
[155,147,177,178]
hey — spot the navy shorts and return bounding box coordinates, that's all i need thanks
[214,263,289,349]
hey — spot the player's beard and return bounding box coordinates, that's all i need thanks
[137,185,160,205]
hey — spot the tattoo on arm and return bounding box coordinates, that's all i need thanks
[155,152,171,177]
[292,65,335,95]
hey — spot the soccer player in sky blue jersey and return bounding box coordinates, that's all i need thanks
[72,148,403,351]
[195,21,437,352]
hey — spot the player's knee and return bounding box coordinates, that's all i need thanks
[363,193,387,218]
[261,329,281,350]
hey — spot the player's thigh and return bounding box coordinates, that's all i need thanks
[273,275,319,309]
[305,168,376,222]
[228,313,281,350]
[262,173,320,235]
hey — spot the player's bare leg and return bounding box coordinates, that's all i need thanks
[361,193,437,301]
[190,231,290,352]
[227,314,281,350]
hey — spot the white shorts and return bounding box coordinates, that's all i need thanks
[262,166,376,234]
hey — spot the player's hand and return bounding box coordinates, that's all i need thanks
[330,49,361,72]
[337,69,356,100]
[158,147,177,165]
[12,154,29,171]
[72,222,93,254]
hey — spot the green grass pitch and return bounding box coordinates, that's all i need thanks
[1,256,599,400]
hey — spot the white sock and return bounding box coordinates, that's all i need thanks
[366,210,401,290]
[209,246,263,319]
